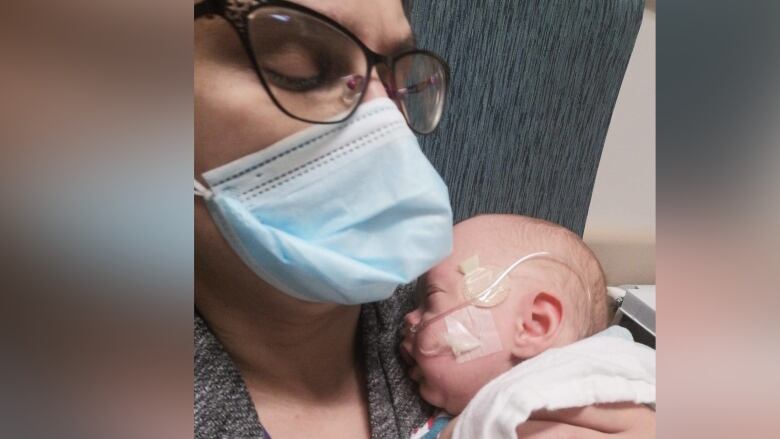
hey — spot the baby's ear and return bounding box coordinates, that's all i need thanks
[511,292,564,360]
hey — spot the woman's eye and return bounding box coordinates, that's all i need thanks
[258,44,326,92]
[262,68,323,92]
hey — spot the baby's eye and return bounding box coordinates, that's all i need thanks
[424,289,447,311]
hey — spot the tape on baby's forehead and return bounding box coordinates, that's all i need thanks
[458,254,480,275]
[457,255,510,307]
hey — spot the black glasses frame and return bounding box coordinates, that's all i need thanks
[195,0,450,134]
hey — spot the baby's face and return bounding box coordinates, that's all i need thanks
[401,244,523,414]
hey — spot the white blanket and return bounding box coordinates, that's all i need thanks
[453,326,655,439]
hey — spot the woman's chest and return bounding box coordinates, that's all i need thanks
[252,396,371,439]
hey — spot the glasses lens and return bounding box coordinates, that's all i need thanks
[246,7,369,123]
[393,52,448,133]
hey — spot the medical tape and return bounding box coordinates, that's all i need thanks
[432,254,505,362]
[444,306,503,363]
[436,251,582,362]
[458,254,480,275]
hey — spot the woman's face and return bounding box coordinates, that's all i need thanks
[194,0,413,175]
[194,0,415,303]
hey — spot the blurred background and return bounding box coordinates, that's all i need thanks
[584,0,655,286]
[0,0,777,438]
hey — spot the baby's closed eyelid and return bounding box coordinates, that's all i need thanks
[423,289,448,312]
[425,283,447,296]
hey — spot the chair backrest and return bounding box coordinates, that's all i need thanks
[408,0,644,236]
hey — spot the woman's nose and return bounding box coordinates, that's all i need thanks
[361,70,391,102]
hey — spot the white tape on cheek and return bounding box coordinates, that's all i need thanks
[444,306,503,363]
[442,320,482,356]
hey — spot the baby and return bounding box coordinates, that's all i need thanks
[401,214,655,438]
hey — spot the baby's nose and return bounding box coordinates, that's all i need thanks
[403,309,421,333]
[399,310,421,344]
[400,311,421,366]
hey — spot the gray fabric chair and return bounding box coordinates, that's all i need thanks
[408,0,644,236]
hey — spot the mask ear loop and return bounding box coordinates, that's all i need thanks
[194,180,213,200]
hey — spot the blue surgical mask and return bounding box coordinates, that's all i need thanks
[195,98,453,304]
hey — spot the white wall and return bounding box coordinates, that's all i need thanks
[583,2,655,285]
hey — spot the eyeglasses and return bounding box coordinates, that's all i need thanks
[195,0,450,134]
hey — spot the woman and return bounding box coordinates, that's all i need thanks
[195,1,452,437]
[195,1,654,438]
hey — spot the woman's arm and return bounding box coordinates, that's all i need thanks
[517,403,656,438]
[438,403,655,439]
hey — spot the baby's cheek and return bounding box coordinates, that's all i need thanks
[417,379,445,408]
[438,363,491,414]
[414,357,440,384]
[420,371,473,415]
[419,359,462,407]
[447,377,484,414]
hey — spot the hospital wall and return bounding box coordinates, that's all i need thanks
[583,1,655,286]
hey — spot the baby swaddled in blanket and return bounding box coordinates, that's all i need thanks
[402,215,655,438]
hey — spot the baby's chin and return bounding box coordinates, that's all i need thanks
[418,381,467,416]
[418,380,446,410]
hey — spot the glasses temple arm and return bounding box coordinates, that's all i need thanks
[393,74,441,97]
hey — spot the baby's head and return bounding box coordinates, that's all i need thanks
[401,214,608,415]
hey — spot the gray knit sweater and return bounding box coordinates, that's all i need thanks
[194,284,431,439]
